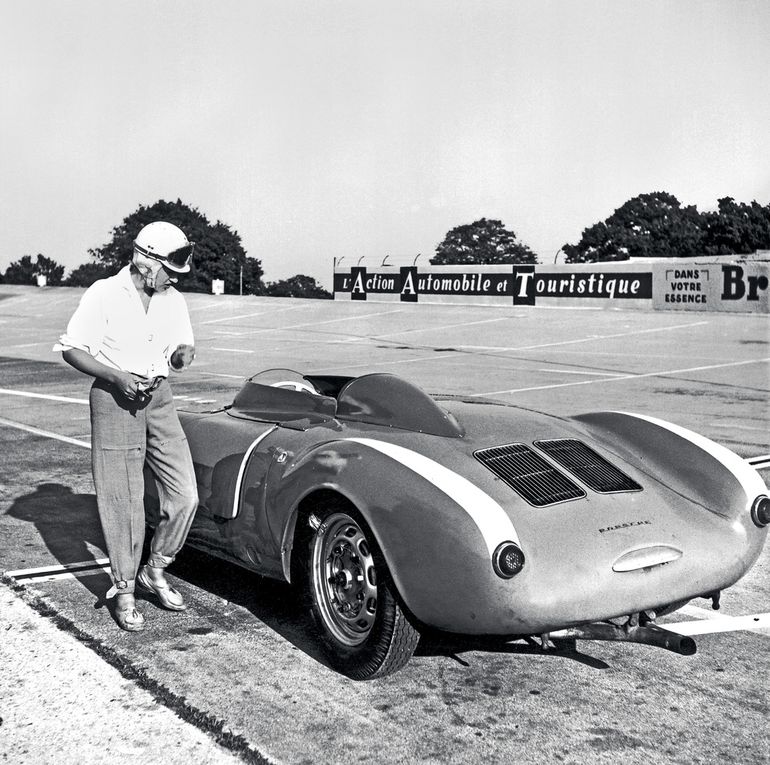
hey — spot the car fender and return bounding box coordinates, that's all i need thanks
[272,437,521,631]
[575,411,768,527]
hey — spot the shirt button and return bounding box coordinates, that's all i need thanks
[148,334,153,341]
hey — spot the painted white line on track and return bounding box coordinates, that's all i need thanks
[7,342,50,349]
[200,308,403,336]
[0,416,91,448]
[241,308,406,336]
[199,305,301,325]
[472,356,770,397]
[313,352,461,374]
[11,567,112,583]
[665,611,770,637]
[0,388,88,404]
[456,320,710,353]
[188,300,234,312]
[374,317,507,338]
[7,558,110,578]
[211,347,254,354]
[201,311,273,325]
[747,454,770,467]
[541,349,732,361]
[196,371,245,379]
[174,395,217,404]
[711,424,769,433]
[537,368,627,377]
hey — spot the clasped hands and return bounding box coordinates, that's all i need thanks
[113,345,194,401]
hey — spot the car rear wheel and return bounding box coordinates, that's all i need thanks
[304,505,420,680]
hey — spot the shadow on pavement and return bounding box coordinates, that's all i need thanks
[5,482,112,605]
[169,546,333,668]
[6,483,610,674]
[170,545,610,675]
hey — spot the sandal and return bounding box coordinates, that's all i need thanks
[136,565,187,611]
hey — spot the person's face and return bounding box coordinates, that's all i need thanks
[154,266,179,292]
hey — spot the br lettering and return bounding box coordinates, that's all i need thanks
[721,265,769,301]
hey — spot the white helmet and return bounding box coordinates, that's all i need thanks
[133,222,194,273]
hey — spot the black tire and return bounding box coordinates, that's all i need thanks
[298,500,420,680]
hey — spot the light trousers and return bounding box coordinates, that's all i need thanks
[90,378,198,595]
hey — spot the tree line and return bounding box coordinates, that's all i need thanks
[429,193,770,265]
[2,193,769,294]
[0,199,331,298]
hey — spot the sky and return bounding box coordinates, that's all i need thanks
[2,0,769,288]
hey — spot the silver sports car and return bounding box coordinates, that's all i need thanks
[145,368,769,679]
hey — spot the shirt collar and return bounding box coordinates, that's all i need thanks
[118,264,136,292]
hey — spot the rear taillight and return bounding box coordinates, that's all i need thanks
[492,542,526,579]
[751,495,770,528]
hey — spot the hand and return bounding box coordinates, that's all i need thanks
[112,371,150,401]
[170,344,195,371]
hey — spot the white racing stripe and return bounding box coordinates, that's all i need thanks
[229,428,278,520]
[346,437,519,553]
[618,412,768,498]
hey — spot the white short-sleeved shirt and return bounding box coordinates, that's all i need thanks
[54,265,194,378]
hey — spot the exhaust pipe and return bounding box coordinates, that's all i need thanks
[547,621,697,656]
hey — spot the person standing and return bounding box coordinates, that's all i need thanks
[55,222,199,631]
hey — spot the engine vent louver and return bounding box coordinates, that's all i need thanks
[474,443,586,507]
[535,439,642,494]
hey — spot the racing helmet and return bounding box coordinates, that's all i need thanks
[133,222,194,273]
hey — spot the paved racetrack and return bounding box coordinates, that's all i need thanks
[1,285,768,764]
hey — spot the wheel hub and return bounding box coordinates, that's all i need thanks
[312,513,379,646]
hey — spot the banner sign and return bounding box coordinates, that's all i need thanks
[334,259,768,314]
[334,264,652,306]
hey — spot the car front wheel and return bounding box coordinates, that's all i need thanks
[305,506,420,680]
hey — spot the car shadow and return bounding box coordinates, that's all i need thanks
[169,546,335,669]
[171,545,610,673]
[414,631,610,670]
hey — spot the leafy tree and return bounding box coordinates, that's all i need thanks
[264,274,332,299]
[65,261,116,287]
[562,221,628,263]
[4,254,65,285]
[563,192,705,262]
[87,198,263,293]
[701,197,770,255]
[430,218,538,265]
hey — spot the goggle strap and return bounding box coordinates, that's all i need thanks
[134,242,194,268]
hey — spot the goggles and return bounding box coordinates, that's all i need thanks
[135,242,195,273]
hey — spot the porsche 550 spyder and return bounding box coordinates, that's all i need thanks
[146,368,769,680]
